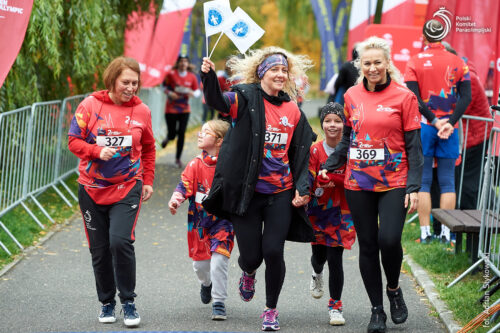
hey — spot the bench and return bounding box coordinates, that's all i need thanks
[431,209,500,262]
[431,209,481,262]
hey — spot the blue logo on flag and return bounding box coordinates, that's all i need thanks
[208,9,223,27]
[232,21,248,37]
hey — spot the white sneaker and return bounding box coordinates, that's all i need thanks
[329,309,345,326]
[310,274,324,299]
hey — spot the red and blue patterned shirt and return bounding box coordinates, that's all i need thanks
[222,92,301,194]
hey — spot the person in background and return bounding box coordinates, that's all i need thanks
[200,46,316,331]
[308,102,356,326]
[320,36,423,333]
[441,41,493,212]
[168,119,234,321]
[327,47,359,105]
[68,56,156,328]
[161,54,200,168]
[404,19,471,244]
[295,75,309,108]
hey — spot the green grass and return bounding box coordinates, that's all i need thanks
[403,217,500,332]
[0,174,80,268]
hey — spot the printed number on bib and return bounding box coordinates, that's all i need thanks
[350,140,384,161]
[97,128,132,147]
[265,131,288,145]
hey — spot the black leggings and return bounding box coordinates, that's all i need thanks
[345,188,407,307]
[231,190,293,309]
[311,245,344,300]
[165,113,190,160]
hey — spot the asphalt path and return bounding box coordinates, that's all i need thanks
[0,120,445,333]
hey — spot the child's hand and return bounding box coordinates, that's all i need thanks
[168,191,185,215]
[168,199,179,215]
[318,169,330,180]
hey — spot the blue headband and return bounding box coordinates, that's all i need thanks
[257,54,288,79]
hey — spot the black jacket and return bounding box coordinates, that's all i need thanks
[201,69,316,242]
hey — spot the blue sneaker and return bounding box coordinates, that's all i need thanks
[122,302,140,327]
[212,301,227,320]
[239,271,256,302]
[261,308,280,331]
[98,302,116,323]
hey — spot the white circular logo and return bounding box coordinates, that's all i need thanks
[497,57,500,72]
[428,7,452,40]
[314,187,324,197]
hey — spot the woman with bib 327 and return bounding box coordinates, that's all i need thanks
[68,56,155,328]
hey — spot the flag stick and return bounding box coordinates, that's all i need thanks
[206,35,209,58]
[209,32,224,59]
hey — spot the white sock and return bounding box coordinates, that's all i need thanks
[441,225,450,240]
[425,225,432,236]
[312,271,323,278]
[420,226,428,239]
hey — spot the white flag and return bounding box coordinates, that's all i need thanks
[223,7,265,54]
[204,0,233,36]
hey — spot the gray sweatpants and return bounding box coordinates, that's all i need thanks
[192,252,229,303]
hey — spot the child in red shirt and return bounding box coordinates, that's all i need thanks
[168,120,233,320]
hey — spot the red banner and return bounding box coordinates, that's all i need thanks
[347,0,377,60]
[425,0,500,87]
[0,0,33,88]
[381,0,427,27]
[140,0,195,87]
[124,2,156,74]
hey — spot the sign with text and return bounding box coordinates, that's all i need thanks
[0,0,33,88]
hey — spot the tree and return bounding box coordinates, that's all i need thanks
[0,0,162,113]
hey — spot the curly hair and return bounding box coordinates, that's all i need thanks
[227,46,313,101]
[354,36,402,85]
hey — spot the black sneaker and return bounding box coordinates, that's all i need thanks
[386,287,408,324]
[367,306,387,333]
[161,138,168,148]
[212,301,227,320]
[200,283,212,304]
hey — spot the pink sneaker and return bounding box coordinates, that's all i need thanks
[261,308,280,331]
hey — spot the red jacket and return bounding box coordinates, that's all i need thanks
[68,90,156,204]
[462,62,492,148]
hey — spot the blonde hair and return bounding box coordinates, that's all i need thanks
[205,119,230,140]
[103,56,141,92]
[354,36,402,85]
[227,46,313,101]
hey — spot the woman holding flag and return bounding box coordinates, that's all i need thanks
[200,47,316,331]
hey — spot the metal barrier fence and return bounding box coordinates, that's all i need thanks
[0,106,32,254]
[457,114,495,209]
[0,96,87,255]
[446,126,500,333]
